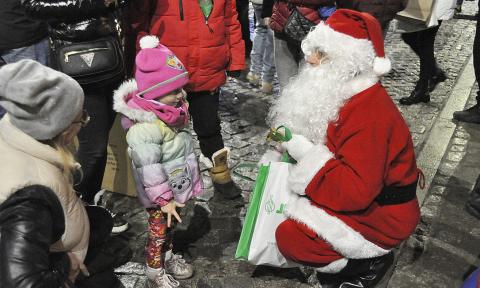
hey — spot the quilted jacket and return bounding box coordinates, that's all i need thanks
[113,80,203,208]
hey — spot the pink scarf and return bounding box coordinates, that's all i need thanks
[132,94,189,128]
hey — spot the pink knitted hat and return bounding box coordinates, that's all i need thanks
[135,35,189,99]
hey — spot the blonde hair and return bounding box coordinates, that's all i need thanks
[41,131,77,184]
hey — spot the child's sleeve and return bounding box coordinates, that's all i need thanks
[126,123,173,206]
[224,0,246,72]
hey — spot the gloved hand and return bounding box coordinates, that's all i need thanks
[227,70,242,78]
[280,133,314,161]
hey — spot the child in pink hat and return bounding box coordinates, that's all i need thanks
[113,35,202,288]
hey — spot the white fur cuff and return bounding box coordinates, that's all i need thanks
[288,144,333,195]
[316,258,348,273]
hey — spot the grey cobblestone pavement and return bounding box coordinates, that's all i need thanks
[106,2,480,287]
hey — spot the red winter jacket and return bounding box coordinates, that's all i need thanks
[127,0,245,92]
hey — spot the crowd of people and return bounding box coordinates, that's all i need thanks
[0,0,480,287]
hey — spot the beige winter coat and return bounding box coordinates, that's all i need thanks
[0,115,90,261]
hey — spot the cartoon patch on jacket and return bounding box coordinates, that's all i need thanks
[167,164,192,195]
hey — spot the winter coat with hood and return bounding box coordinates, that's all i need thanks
[113,80,203,208]
[126,0,245,92]
[20,0,127,43]
[0,115,90,262]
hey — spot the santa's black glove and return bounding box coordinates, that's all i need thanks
[227,70,241,78]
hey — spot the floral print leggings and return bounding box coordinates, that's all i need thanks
[146,208,173,269]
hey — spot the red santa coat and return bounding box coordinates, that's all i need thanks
[277,83,421,269]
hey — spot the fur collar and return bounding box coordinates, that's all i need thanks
[113,79,157,123]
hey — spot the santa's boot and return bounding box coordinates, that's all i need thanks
[201,148,241,200]
[318,252,394,288]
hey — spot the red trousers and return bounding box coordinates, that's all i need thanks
[275,219,343,267]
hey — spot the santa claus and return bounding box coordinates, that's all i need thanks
[264,9,422,288]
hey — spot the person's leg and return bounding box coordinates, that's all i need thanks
[76,206,128,288]
[276,219,343,267]
[236,0,252,56]
[276,219,394,288]
[274,36,301,91]
[145,209,169,273]
[400,25,441,105]
[187,90,240,199]
[0,38,50,118]
[261,28,276,94]
[248,4,267,85]
[0,38,49,64]
[454,3,480,123]
[187,91,223,159]
[75,84,117,204]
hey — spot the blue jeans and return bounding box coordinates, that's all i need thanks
[0,38,49,117]
[249,4,275,83]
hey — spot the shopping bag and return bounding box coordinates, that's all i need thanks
[396,0,435,25]
[235,162,299,268]
[236,126,299,267]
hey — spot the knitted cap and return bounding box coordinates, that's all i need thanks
[302,9,391,76]
[135,36,189,99]
[0,60,84,140]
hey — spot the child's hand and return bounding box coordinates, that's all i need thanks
[160,201,185,227]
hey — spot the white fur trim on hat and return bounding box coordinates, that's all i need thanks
[285,195,389,259]
[373,57,391,76]
[139,35,160,49]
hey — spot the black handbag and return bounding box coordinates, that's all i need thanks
[50,35,125,88]
[284,7,316,43]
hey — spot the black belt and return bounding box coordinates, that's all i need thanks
[375,179,418,206]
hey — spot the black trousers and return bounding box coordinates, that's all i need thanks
[236,0,252,56]
[401,22,442,89]
[474,1,480,102]
[187,90,224,159]
[75,206,126,288]
[75,84,117,204]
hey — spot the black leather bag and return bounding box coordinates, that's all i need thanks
[284,8,316,43]
[50,35,125,88]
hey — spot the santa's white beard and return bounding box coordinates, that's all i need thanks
[269,61,360,144]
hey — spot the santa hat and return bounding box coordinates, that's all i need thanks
[135,35,189,99]
[302,9,391,76]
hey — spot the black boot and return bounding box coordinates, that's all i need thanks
[453,104,480,124]
[400,84,430,105]
[318,252,395,288]
[429,68,447,92]
[466,175,480,219]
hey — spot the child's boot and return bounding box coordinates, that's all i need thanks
[145,267,179,288]
[164,251,194,279]
[201,147,241,200]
